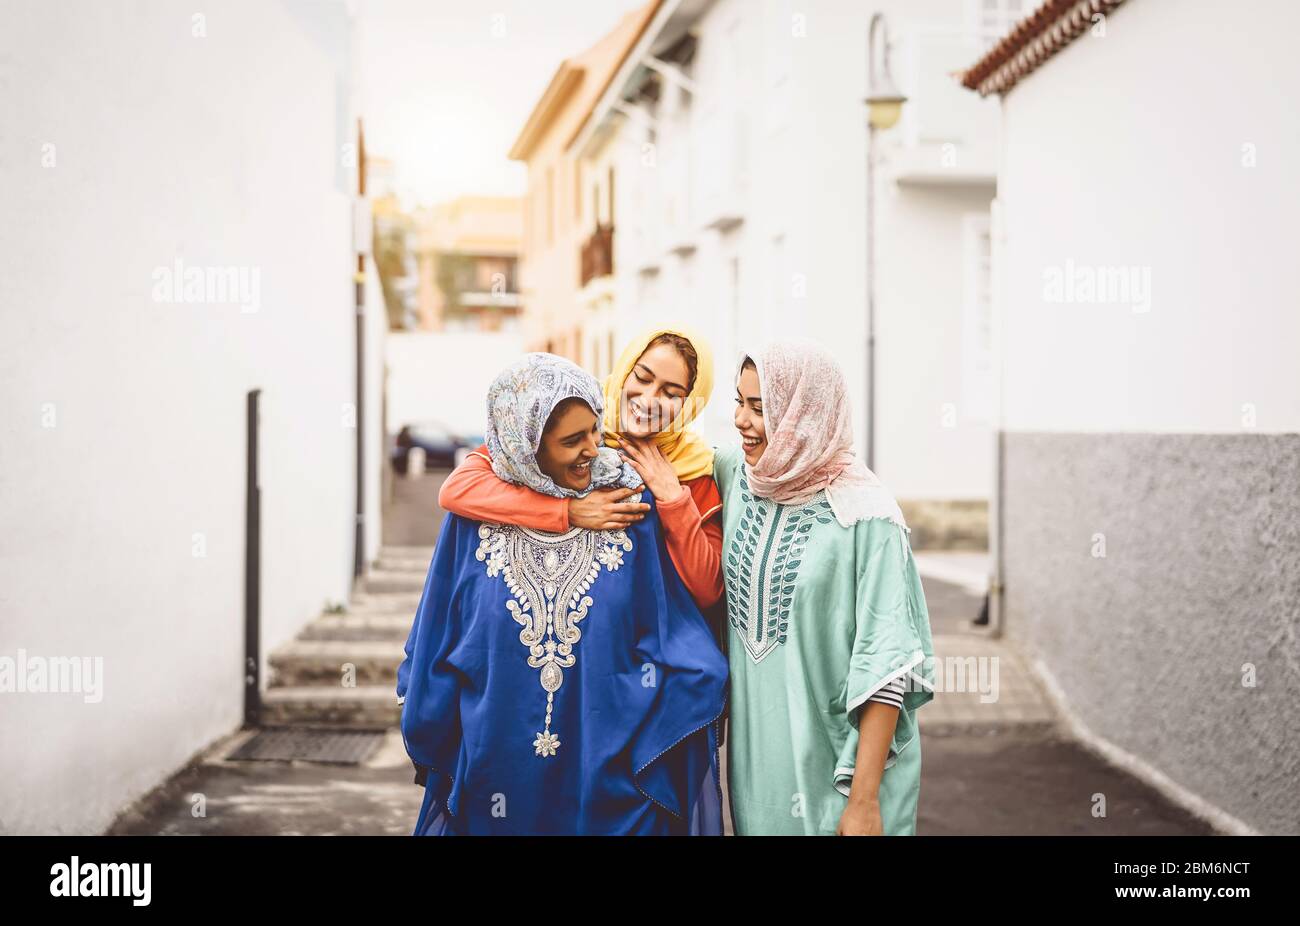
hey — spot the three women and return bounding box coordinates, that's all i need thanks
[399,328,935,836]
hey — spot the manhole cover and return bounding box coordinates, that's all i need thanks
[227,728,386,765]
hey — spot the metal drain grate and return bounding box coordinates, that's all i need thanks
[227,728,386,765]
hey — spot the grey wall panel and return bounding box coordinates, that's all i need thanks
[1003,432,1300,834]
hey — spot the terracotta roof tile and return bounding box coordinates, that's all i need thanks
[961,0,1130,97]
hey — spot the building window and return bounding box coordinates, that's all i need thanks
[607,165,616,226]
[558,160,566,234]
[546,167,555,247]
[967,0,1030,48]
[524,188,532,255]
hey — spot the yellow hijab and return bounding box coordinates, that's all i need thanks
[600,325,715,481]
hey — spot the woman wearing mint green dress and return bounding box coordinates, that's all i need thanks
[718,340,936,836]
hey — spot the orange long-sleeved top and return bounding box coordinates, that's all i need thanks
[438,445,725,609]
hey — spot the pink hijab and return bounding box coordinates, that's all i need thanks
[740,339,907,531]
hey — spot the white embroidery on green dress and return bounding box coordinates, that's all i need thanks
[476,523,633,757]
[724,471,835,663]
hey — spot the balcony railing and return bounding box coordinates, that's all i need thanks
[580,223,614,287]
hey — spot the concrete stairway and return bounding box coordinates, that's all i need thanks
[262,545,434,729]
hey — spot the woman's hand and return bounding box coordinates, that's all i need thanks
[567,487,650,531]
[618,437,685,504]
[837,796,884,836]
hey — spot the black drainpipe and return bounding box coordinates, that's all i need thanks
[244,388,262,727]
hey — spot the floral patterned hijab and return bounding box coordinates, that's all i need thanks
[485,353,643,500]
[739,339,907,530]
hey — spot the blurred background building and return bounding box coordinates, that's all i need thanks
[413,196,523,333]
[508,3,658,366]
[512,0,1033,548]
[368,154,421,329]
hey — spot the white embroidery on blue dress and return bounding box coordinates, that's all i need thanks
[476,523,633,757]
[725,471,835,663]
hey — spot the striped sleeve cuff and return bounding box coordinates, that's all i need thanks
[865,674,906,709]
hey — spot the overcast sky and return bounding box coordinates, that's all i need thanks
[358,0,647,209]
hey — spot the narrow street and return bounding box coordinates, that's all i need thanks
[106,471,454,836]
[109,469,1215,836]
[10,0,1293,859]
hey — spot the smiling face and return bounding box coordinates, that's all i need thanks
[620,341,692,438]
[734,359,766,465]
[535,398,600,491]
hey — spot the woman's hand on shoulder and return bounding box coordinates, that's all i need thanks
[567,487,650,531]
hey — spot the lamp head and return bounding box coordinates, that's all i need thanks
[866,12,906,131]
[866,91,906,130]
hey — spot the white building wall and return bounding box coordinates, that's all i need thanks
[996,1,1300,436]
[605,0,1006,502]
[876,184,998,499]
[990,0,1300,835]
[0,0,366,834]
[363,266,387,567]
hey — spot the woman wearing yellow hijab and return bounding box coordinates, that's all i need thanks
[437,325,725,610]
[600,326,715,481]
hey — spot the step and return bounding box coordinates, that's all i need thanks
[261,685,400,729]
[373,554,433,573]
[364,570,427,594]
[371,551,431,570]
[347,592,423,614]
[268,639,405,687]
[301,613,413,642]
[379,545,434,562]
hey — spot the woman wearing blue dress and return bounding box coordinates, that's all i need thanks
[396,353,728,835]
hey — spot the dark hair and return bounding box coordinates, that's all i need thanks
[644,333,698,392]
[741,356,757,373]
[542,396,593,436]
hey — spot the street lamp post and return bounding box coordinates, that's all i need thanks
[864,12,906,473]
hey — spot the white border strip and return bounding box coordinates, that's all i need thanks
[1030,655,1260,836]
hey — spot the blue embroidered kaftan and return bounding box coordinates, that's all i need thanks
[396,492,728,836]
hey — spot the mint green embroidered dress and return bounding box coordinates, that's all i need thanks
[714,445,936,836]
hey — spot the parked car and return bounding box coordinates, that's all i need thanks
[390,421,483,474]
